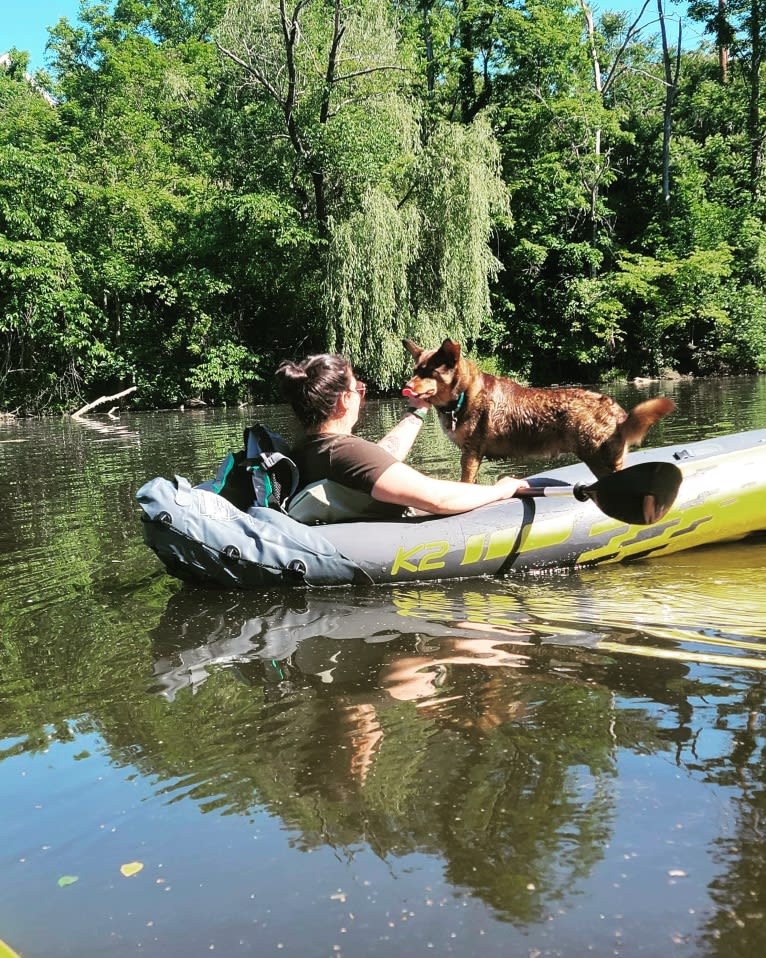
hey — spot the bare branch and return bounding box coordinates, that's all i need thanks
[320,0,345,126]
[602,0,654,94]
[332,64,407,83]
[623,65,672,87]
[215,40,285,105]
[289,0,312,22]
[71,386,137,419]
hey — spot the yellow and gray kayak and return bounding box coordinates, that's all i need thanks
[137,428,766,588]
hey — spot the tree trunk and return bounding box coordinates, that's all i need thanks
[749,0,763,199]
[719,0,729,82]
[580,1,604,251]
[657,0,682,204]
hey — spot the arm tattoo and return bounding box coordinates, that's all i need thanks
[377,414,423,461]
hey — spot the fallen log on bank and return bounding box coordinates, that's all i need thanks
[71,386,138,419]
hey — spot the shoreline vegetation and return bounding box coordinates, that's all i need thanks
[1,371,701,421]
[2,0,766,417]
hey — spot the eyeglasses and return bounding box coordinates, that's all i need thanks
[349,380,366,398]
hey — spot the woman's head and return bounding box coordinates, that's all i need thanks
[277,353,364,429]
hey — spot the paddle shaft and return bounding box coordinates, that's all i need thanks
[518,483,592,502]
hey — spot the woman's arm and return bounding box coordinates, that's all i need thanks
[371,461,530,515]
[376,404,430,462]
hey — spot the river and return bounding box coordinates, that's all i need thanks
[1,375,766,957]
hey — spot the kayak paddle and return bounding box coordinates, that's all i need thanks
[517,461,683,525]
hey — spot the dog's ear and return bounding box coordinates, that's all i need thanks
[403,339,422,360]
[440,339,462,365]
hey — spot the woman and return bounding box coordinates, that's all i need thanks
[277,353,529,519]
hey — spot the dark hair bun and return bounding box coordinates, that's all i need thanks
[276,360,307,383]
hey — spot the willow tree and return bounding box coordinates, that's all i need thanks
[215,0,509,386]
[326,117,508,386]
[324,189,420,384]
[407,118,508,349]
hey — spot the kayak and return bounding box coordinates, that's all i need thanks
[136,428,766,589]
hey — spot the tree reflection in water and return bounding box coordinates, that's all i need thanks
[145,588,671,923]
[140,572,766,938]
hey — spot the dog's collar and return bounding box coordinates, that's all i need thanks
[442,391,465,431]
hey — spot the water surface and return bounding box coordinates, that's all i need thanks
[1,376,766,957]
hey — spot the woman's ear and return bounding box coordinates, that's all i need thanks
[336,387,353,416]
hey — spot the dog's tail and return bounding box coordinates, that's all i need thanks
[620,397,676,446]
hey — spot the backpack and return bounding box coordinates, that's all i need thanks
[205,423,300,513]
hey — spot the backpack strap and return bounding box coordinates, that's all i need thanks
[243,426,300,512]
[207,423,300,513]
[245,424,292,460]
[249,451,300,510]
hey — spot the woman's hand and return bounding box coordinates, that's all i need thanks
[494,476,531,498]
[402,387,431,412]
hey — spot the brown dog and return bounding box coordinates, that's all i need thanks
[403,338,675,482]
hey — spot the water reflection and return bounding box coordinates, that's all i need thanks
[150,537,766,706]
[144,588,618,923]
[150,589,552,700]
[140,557,766,917]
[702,673,766,957]
[2,378,766,954]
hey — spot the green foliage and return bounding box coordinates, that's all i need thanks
[608,245,737,374]
[187,340,262,399]
[324,115,508,385]
[215,0,413,217]
[0,70,101,410]
[325,188,420,386]
[725,285,766,371]
[412,116,508,339]
[3,0,766,413]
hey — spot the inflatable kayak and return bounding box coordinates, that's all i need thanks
[136,428,766,589]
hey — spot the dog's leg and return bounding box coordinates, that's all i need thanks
[460,449,483,483]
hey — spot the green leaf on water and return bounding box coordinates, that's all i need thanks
[57,875,79,887]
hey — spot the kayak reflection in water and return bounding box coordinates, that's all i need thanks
[150,591,595,787]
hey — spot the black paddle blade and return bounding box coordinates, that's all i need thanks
[575,461,683,525]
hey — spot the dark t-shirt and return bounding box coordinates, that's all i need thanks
[290,433,404,518]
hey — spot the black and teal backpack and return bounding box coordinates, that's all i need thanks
[206,424,300,513]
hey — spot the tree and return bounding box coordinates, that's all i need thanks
[325,117,507,385]
[656,0,683,203]
[215,0,509,385]
[44,1,269,407]
[688,0,737,82]
[0,57,96,411]
[482,0,632,377]
[216,0,410,237]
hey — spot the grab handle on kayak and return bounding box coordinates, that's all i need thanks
[516,461,683,526]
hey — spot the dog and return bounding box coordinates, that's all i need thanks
[403,338,676,482]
